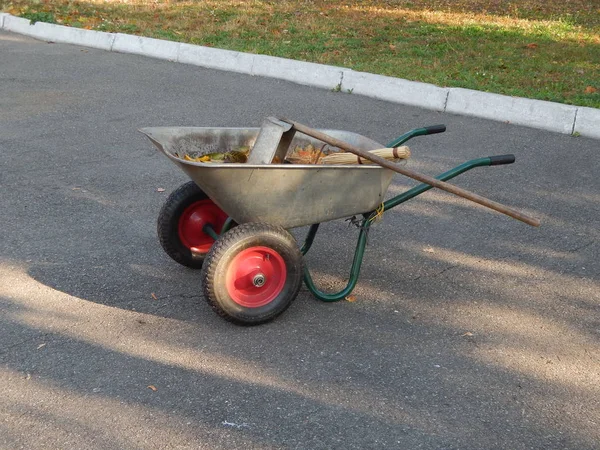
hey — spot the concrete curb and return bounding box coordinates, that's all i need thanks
[445,88,579,135]
[252,55,344,91]
[112,33,179,61]
[3,15,115,50]
[1,14,598,139]
[178,42,254,74]
[342,70,449,112]
[574,107,600,139]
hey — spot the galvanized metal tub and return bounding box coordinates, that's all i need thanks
[140,127,396,228]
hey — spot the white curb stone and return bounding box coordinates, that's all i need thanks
[446,88,578,135]
[3,14,46,39]
[43,25,115,51]
[112,34,179,61]
[178,43,254,75]
[573,107,600,140]
[342,70,449,112]
[252,55,343,90]
[2,15,114,50]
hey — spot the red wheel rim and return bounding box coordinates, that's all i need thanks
[178,199,228,254]
[226,246,287,307]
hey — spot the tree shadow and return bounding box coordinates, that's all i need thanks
[1,289,598,449]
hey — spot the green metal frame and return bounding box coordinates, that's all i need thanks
[301,156,495,302]
[203,217,236,240]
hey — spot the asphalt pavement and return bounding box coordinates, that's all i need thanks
[1,30,599,450]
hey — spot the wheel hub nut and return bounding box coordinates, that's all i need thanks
[253,274,266,287]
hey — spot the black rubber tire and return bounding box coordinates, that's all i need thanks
[157,181,232,269]
[201,223,304,325]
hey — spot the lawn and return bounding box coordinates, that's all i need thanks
[2,0,599,108]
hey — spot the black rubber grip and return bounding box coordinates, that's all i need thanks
[489,154,516,166]
[423,124,446,134]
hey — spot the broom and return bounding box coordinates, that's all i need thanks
[319,146,410,165]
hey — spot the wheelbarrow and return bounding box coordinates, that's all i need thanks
[140,123,533,325]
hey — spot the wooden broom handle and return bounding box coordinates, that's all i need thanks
[282,119,540,227]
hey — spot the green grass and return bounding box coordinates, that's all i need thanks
[18,10,55,24]
[2,0,598,108]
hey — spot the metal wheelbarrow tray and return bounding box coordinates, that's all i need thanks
[140,126,395,228]
[141,124,528,326]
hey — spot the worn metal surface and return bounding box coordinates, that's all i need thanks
[246,117,295,164]
[140,126,395,228]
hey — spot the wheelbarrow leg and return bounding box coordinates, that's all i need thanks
[302,222,371,302]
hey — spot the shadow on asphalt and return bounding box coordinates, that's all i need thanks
[1,281,598,449]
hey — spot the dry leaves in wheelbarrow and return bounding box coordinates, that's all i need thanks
[179,146,250,163]
[284,144,330,164]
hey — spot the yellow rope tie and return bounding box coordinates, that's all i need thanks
[369,203,385,223]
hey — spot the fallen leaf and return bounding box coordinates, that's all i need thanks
[157,188,165,192]
[286,144,328,164]
[389,44,396,50]
[345,294,357,302]
[37,343,46,349]
[584,86,597,94]
[181,149,248,163]
[147,385,157,391]
[525,43,538,49]
[151,293,158,300]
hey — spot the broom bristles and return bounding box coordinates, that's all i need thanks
[318,146,410,165]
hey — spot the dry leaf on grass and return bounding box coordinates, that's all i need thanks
[525,43,538,49]
[584,86,597,94]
